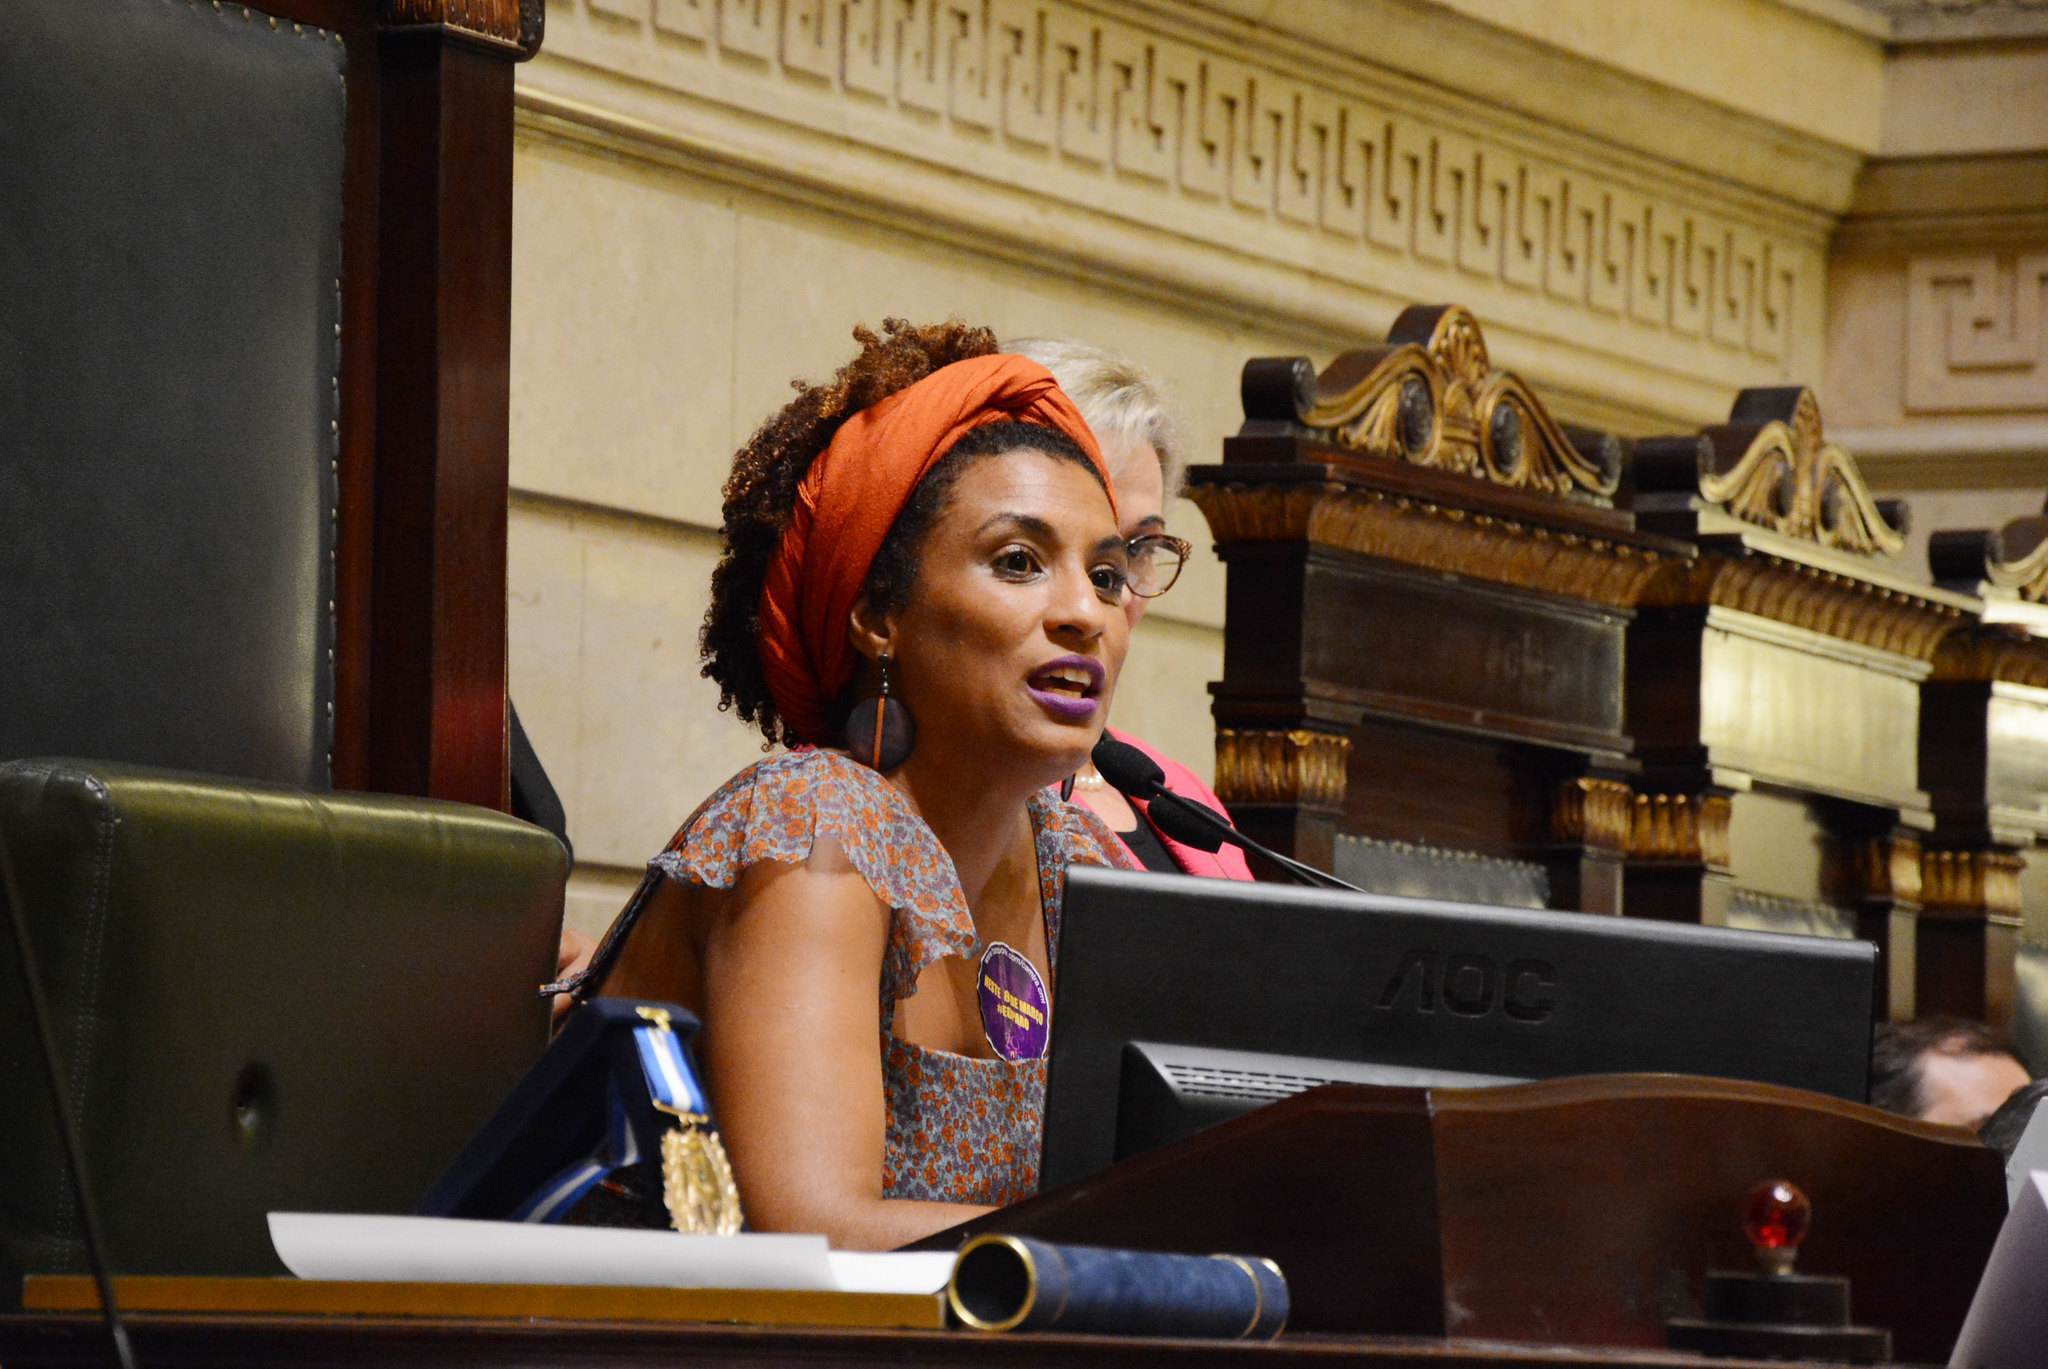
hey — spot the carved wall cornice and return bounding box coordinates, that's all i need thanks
[1187,482,1674,610]
[1241,306,1620,505]
[1855,0,2048,44]
[387,0,542,54]
[522,1,1834,422]
[1214,728,1350,812]
[1639,552,1966,661]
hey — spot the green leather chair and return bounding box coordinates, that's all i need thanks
[0,763,565,1300]
[0,0,563,1302]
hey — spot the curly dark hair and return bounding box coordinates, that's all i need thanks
[699,319,1100,748]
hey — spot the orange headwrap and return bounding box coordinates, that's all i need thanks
[757,354,1117,744]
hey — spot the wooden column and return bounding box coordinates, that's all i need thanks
[264,0,537,808]
[364,1,536,809]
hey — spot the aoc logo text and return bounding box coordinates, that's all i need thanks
[1373,949,1556,1023]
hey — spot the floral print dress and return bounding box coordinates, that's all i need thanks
[644,747,1132,1206]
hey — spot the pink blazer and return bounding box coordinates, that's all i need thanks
[1109,728,1256,882]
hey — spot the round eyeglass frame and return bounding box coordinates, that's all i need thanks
[1125,533,1192,599]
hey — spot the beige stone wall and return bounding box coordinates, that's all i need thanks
[504,0,2032,931]
[1825,23,2048,564]
[506,120,1308,926]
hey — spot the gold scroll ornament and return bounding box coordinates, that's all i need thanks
[1281,305,1619,505]
[1694,388,1904,557]
[1985,518,2048,604]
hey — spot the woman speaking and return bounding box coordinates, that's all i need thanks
[563,320,1136,1249]
[1008,338,1254,881]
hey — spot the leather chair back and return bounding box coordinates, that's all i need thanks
[0,0,344,788]
[0,762,566,1298]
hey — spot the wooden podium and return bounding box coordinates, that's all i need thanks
[938,1077,2006,1364]
[0,1077,2006,1366]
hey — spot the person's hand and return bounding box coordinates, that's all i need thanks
[552,926,596,1021]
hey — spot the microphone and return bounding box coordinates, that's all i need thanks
[1089,737,1363,894]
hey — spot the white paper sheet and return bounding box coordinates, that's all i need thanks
[1948,1171,2048,1368]
[826,1250,957,1295]
[267,1213,954,1295]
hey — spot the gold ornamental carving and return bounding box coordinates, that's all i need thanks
[1932,630,2048,689]
[1985,514,2048,604]
[1692,388,1905,556]
[1627,792,1731,868]
[1918,848,2025,921]
[1251,306,1619,505]
[1552,780,1730,865]
[1552,778,1633,853]
[1186,483,1671,610]
[1858,834,1924,906]
[1215,729,1350,811]
[1640,553,1966,663]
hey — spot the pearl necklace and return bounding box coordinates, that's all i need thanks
[1071,764,1108,792]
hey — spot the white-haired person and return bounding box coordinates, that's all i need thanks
[1006,338,1252,881]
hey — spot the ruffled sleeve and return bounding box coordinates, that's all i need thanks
[647,748,978,1010]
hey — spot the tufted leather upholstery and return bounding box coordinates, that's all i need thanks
[0,0,343,786]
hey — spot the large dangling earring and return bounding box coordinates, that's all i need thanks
[1058,773,1078,802]
[844,650,916,772]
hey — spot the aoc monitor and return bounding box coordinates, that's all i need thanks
[1039,866,1876,1191]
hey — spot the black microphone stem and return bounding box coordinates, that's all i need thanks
[1090,736,1363,894]
[0,827,139,1369]
[1148,791,1363,894]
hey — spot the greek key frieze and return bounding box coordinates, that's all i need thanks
[544,0,1812,366]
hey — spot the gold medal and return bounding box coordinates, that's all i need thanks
[633,1005,744,1235]
[659,1119,742,1235]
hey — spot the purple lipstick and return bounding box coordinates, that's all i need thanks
[1025,654,1106,722]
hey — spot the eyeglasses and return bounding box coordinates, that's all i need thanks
[1125,533,1192,599]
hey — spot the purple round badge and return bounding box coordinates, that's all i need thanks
[977,941,1050,1061]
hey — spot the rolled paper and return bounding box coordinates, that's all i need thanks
[947,1234,1288,1339]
